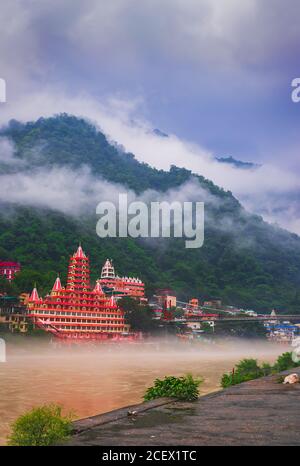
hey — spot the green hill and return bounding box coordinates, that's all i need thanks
[0,114,300,312]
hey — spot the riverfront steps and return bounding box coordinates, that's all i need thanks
[66,368,300,446]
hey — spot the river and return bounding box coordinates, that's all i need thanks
[0,339,285,445]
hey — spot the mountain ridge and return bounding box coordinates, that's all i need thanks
[0,114,299,312]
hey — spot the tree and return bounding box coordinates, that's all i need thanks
[119,297,159,332]
[0,276,14,294]
[215,320,267,339]
[200,321,214,334]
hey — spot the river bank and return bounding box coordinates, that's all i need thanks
[67,367,300,446]
[0,339,284,445]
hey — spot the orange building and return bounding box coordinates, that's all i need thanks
[188,298,199,308]
[156,289,177,309]
[27,246,136,341]
[99,259,145,299]
[185,298,201,316]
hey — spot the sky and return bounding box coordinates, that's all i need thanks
[0,0,300,233]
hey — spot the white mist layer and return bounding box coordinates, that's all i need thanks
[1,93,299,233]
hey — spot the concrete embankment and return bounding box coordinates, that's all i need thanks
[66,368,300,446]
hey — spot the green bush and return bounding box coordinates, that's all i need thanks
[235,358,262,379]
[221,371,247,388]
[221,352,300,389]
[221,358,270,388]
[261,362,273,376]
[144,374,202,402]
[273,352,298,372]
[7,404,73,446]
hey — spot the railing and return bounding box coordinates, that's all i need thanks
[182,314,300,322]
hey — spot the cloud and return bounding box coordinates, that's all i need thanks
[0,165,124,215]
[3,0,296,76]
[0,151,214,217]
[0,90,300,234]
[0,138,18,166]
[0,0,299,233]
[0,157,249,253]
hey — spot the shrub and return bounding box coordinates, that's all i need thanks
[261,362,272,376]
[235,358,262,379]
[144,374,202,402]
[273,352,299,372]
[7,404,73,446]
[221,358,267,388]
[221,352,300,389]
[221,371,246,388]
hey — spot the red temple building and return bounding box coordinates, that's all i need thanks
[99,259,145,300]
[0,261,21,281]
[27,246,137,342]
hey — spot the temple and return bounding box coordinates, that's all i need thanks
[99,259,145,300]
[27,246,138,341]
[0,261,21,281]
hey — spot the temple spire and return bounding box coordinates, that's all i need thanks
[67,244,90,291]
[52,276,62,292]
[30,286,39,302]
[101,259,115,279]
[93,280,104,295]
[74,244,86,259]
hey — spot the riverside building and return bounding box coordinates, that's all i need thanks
[99,259,145,300]
[27,246,137,342]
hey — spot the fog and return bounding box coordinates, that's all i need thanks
[0,338,286,445]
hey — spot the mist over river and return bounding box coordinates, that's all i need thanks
[0,339,286,445]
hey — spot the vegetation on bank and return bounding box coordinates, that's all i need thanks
[7,404,73,446]
[144,374,202,402]
[221,352,300,388]
[1,115,300,312]
[118,297,160,333]
[273,351,300,372]
[214,320,267,339]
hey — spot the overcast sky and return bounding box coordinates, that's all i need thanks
[0,0,300,232]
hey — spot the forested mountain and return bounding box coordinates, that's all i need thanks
[0,114,300,312]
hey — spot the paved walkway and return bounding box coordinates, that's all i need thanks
[66,368,300,446]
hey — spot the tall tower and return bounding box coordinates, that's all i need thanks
[66,245,90,291]
[101,259,115,279]
[27,244,131,341]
